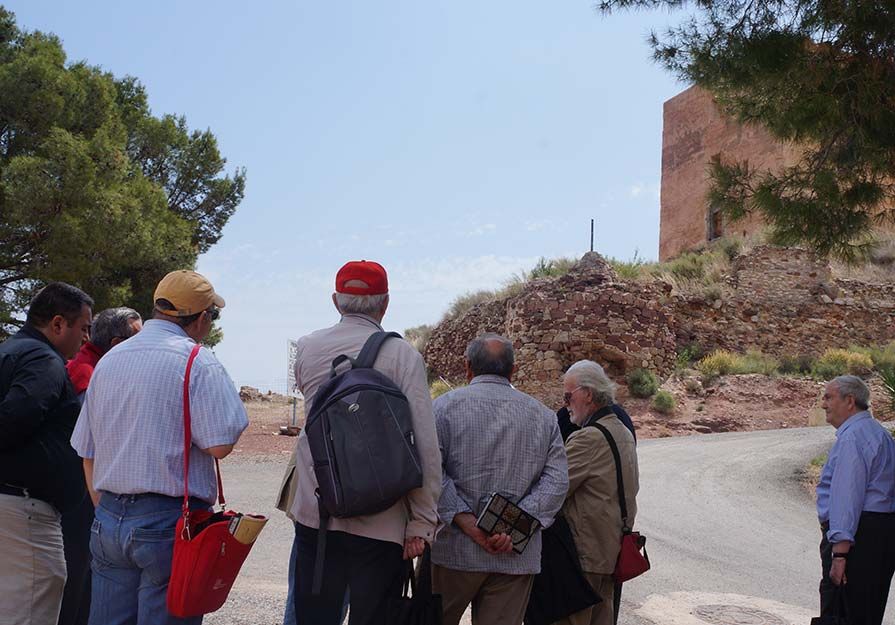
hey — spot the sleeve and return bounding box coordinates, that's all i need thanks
[827,436,869,544]
[70,390,96,459]
[0,351,64,451]
[398,349,443,543]
[433,396,473,525]
[517,416,569,529]
[188,356,249,450]
[565,430,597,498]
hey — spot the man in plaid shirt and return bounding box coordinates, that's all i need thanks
[431,333,568,625]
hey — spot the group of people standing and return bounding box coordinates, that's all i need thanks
[0,259,893,625]
[276,260,639,625]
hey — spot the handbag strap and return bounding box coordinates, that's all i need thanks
[585,418,630,530]
[181,344,226,525]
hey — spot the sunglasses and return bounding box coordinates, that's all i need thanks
[563,386,583,405]
[206,307,220,321]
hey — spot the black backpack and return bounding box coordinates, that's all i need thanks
[305,331,424,593]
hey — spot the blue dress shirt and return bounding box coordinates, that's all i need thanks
[816,411,895,543]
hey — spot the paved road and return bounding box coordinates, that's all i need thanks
[208,426,894,624]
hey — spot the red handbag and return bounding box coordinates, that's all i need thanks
[166,344,265,617]
[587,421,651,583]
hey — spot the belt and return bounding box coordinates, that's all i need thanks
[0,483,28,498]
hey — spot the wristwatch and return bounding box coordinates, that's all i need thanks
[832,552,849,560]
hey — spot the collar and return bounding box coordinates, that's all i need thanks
[469,374,512,387]
[582,405,615,428]
[82,342,102,359]
[72,342,103,364]
[19,323,63,358]
[836,410,870,437]
[143,319,190,338]
[339,314,384,331]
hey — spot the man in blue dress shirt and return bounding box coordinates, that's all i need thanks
[816,375,895,625]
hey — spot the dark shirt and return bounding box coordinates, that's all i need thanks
[557,404,636,443]
[0,324,85,510]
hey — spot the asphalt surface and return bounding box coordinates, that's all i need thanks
[207,426,894,624]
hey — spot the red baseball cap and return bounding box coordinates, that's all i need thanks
[335,260,389,295]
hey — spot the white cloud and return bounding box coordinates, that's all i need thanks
[466,223,497,237]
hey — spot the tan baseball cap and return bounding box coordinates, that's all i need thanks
[153,270,225,317]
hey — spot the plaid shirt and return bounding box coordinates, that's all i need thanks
[431,375,568,574]
[71,320,248,503]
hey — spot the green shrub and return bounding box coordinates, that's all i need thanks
[780,354,815,375]
[878,367,895,413]
[429,379,454,399]
[651,390,676,414]
[664,251,714,281]
[696,350,739,381]
[717,237,742,261]
[812,348,873,379]
[852,342,895,373]
[608,250,655,281]
[527,256,577,280]
[404,324,433,354]
[675,343,704,370]
[626,368,659,398]
[737,350,780,376]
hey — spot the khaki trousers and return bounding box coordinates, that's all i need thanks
[553,573,614,625]
[432,564,534,625]
[0,493,67,625]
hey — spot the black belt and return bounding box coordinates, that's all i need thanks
[0,483,28,498]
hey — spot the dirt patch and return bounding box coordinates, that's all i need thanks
[230,375,895,458]
[620,373,894,439]
[618,374,823,438]
[230,390,304,461]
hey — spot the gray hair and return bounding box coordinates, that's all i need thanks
[465,333,514,378]
[92,307,141,353]
[335,292,389,317]
[564,360,616,407]
[831,375,870,410]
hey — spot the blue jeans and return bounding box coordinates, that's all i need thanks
[89,493,209,625]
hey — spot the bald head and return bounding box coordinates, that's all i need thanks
[465,333,515,379]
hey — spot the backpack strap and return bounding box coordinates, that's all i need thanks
[586,419,630,531]
[354,331,402,369]
[312,492,329,595]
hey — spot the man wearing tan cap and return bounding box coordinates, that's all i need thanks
[284,260,442,625]
[71,270,247,625]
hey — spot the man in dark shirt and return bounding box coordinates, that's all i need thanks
[0,282,93,625]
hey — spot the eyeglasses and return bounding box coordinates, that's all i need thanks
[207,307,220,321]
[563,386,583,405]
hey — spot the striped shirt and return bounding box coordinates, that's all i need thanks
[431,375,568,574]
[71,320,248,503]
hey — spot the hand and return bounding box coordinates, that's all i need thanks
[829,557,847,586]
[486,532,514,554]
[453,513,514,555]
[403,536,426,560]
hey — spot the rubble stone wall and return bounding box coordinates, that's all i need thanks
[424,247,895,406]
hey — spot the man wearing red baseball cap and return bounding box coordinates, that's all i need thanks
[278,260,442,625]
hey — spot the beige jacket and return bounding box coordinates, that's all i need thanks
[285,314,442,546]
[563,414,639,574]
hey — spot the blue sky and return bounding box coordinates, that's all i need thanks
[7,1,687,391]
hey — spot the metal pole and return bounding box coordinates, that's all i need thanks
[291,397,297,426]
[590,219,594,252]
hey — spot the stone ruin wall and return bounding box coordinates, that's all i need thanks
[424,247,895,407]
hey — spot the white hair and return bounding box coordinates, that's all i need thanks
[564,360,616,407]
[335,292,389,317]
[831,375,870,410]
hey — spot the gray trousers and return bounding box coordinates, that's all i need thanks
[0,492,67,625]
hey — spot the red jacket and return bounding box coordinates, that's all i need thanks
[66,342,102,395]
